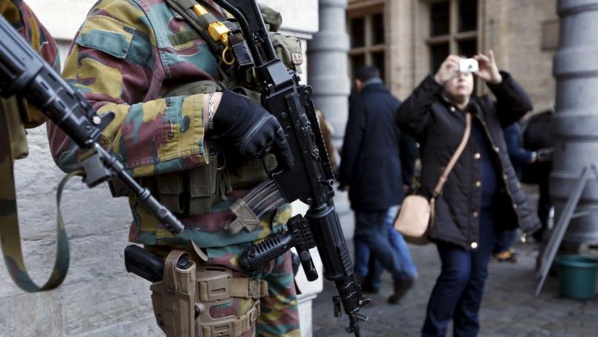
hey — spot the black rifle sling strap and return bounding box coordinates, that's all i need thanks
[0,97,73,292]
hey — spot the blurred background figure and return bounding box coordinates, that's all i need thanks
[520,109,555,243]
[339,65,417,305]
[493,119,537,263]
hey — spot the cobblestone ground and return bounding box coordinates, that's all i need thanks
[311,238,598,337]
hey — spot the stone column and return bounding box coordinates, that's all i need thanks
[307,0,352,235]
[552,0,598,245]
[308,0,350,154]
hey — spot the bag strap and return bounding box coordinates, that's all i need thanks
[0,106,74,292]
[432,112,472,197]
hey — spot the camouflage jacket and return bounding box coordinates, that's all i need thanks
[47,0,290,249]
[0,0,59,128]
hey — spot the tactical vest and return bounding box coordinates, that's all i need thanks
[165,0,302,91]
[123,1,303,218]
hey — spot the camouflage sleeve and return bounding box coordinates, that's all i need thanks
[47,0,210,176]
[1,0,60,128]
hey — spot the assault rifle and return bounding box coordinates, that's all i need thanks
[0,15,184,236]
[212,1,369,335]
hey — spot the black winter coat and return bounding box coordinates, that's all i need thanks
[396,72,540,249]
[340,82,413,211]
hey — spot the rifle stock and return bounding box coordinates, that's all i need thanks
[212,1,369,335]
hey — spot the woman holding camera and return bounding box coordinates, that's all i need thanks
[396,51,540,337]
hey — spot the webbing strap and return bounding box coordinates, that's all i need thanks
[0,107,76,292]
[201,299,261,337]
[197,269,268,301]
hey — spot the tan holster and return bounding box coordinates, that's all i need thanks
[150,249,269,337]
[151,250,197,336]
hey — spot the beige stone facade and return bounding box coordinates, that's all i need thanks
[348,0,559,113]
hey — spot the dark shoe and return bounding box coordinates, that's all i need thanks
[360,281,379,294]
[356,275,379,294]
[388,278,415,304]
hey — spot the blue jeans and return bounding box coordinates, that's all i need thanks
[353,206,416,284]
[493,229,517,254]
[422,209,496,337]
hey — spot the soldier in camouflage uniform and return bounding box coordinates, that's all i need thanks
[47,0,301,336]
[0,0,61,290]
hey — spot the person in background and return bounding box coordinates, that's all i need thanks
[396,51,540,336]
[492,121,536,262]
[360,132,419,296]
[520,109,555,243]
[339,65,417,304]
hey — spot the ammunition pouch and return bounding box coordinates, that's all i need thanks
[153,155,279,216]
[150,250,268,337]
[270,32,303,74]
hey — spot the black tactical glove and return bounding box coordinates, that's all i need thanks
[212,88,294,169]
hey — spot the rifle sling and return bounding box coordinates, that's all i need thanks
[0,105,76,292]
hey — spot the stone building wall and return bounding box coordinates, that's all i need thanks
[380,0,558,112]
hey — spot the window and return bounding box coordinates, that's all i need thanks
[430,44,450,74]
[431,2,450,36]
[351,17,365,48]
[427,0,479,74]
[372,13,385,45]
[348,6,387,84]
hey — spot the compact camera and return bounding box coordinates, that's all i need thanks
[459,58,479,73]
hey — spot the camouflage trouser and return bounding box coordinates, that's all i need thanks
[150,244,300,337]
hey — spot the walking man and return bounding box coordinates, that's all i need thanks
[339,65,417,304]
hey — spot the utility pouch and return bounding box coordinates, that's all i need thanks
[270,32,303,74]
[150,250,197,337]
[156,172,187,214]
[2,97,29,160]
[187,152,222,214]
[154,152,229,216]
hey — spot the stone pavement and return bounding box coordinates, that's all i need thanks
[310,226,598,337]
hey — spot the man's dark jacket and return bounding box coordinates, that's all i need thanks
[340,81,412,211]
[396,72,540,249]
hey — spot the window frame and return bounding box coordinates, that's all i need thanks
[347,1,388,84]
[424,0,480,94]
